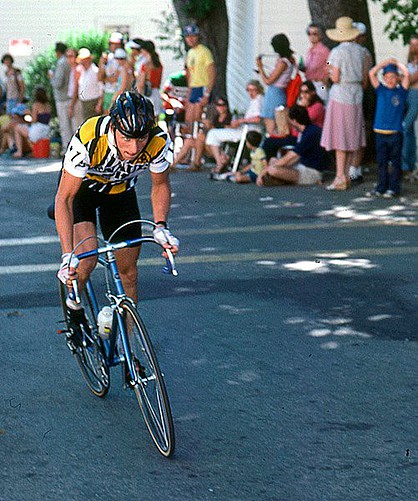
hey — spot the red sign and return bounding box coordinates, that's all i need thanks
[9,39,33,56]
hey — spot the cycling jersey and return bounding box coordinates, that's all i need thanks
[63,115,173,194]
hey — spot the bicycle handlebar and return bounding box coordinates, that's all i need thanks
[67,228,178,304]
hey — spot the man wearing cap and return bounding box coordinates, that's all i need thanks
[50,42,72,150]
[98,32,124,111]
[71,48,103,122]
[183,23,216,123]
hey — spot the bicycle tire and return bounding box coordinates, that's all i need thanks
[119,300,175,457]
[59,283,110,397]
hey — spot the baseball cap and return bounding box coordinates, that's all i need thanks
[183,24,199,36]
[76,48,92,61]
[126,38,144,50]
[109,31,124,43]
[114,48,127,59]
[382,63,399,75]
[353,22,367,35]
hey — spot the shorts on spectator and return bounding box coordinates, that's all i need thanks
[189,87,204,104]
[294,164,322,185]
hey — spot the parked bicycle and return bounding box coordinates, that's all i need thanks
[57,219,177,457]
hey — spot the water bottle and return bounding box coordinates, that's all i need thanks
[97,306,113,339]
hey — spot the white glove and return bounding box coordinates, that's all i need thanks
[57,252,80,284]
[153,227,180,248]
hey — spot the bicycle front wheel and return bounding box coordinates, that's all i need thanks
[59,283,110,398]
[119,301,175,457]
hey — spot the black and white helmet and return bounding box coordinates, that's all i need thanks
[109,91,155,138]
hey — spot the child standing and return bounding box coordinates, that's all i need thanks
[231,131,267,184]
[368,58,409,197]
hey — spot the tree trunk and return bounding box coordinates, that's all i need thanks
[171,0,229,98]
[307,0,375,63]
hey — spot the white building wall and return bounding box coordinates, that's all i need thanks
[225,0,408,113]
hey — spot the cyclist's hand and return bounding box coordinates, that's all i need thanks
[57,252,80,285]
[153,227,180,257]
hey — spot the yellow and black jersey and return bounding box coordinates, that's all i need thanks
[63,115,173,194]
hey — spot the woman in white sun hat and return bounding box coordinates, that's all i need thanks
[320,17,368,191]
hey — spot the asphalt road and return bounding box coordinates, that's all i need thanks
[0,157,417,501]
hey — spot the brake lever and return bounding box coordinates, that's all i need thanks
[163,248,178,276]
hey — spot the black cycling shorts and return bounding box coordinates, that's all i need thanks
[73,182,142,242]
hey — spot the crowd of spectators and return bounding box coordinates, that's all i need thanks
[0,20,416,197]
[0,32,164,157]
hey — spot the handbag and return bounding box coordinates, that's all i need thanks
[286,69,302,108]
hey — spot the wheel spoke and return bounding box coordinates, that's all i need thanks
[121,301,175,456]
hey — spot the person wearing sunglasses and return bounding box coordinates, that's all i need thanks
[172,96,232,171]
[262,80,325,161]
[303,23,330,102]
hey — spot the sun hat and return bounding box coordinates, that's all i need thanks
[353,22,367,35]
[183,24,199,36]
[382,63,399,75]
[76,48,92,62]
[109,31,124,43]
[114,48,127,59]
[326,17,360,42]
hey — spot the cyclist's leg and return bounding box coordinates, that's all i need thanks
[72,221,98,293]
[99,188,142,303]
[115,247,141,303]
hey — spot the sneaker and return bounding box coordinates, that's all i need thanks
[66,307,91,346]
[382,190,397,198]
[366,190,383,197]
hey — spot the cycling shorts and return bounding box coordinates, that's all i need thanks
[73,182,142,242]
[189,87,204,104]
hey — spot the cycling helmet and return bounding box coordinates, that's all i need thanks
[109,92,155,138]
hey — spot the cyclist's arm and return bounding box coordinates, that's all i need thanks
[55,169,83,254]
[55,135,91,254]
[150,169,171,225]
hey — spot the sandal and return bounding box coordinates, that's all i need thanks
[326,177,349,191]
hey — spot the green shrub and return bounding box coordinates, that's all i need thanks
[23,30,110,115]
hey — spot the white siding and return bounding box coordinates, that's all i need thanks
[226,0,258,113]
[225,0,408,112]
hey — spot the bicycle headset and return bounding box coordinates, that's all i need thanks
[109,91,155,139]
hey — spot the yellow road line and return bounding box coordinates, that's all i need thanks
[1,245,418,275]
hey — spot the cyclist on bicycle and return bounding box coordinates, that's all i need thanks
[54,91,179,330]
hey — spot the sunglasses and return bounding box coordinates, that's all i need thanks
[216,102,227,106]
[308,31,319,36]
[300,89,310,93]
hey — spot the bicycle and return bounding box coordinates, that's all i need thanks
[57,220,178,457]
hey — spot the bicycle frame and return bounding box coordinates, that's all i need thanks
[74,231,177,384]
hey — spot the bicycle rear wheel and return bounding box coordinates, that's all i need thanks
[119,300,175,457]
[59,283,110,397]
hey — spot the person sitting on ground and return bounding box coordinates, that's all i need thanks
[229,131,267,184]
[172,95,232,171]
[257,105,324,187]
[367,58,409,198]
[12,86,51,158]
[205,80,264,173]
[263,80,325,161]
[0,102,30,154]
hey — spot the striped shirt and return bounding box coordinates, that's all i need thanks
[63,115,173,194]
